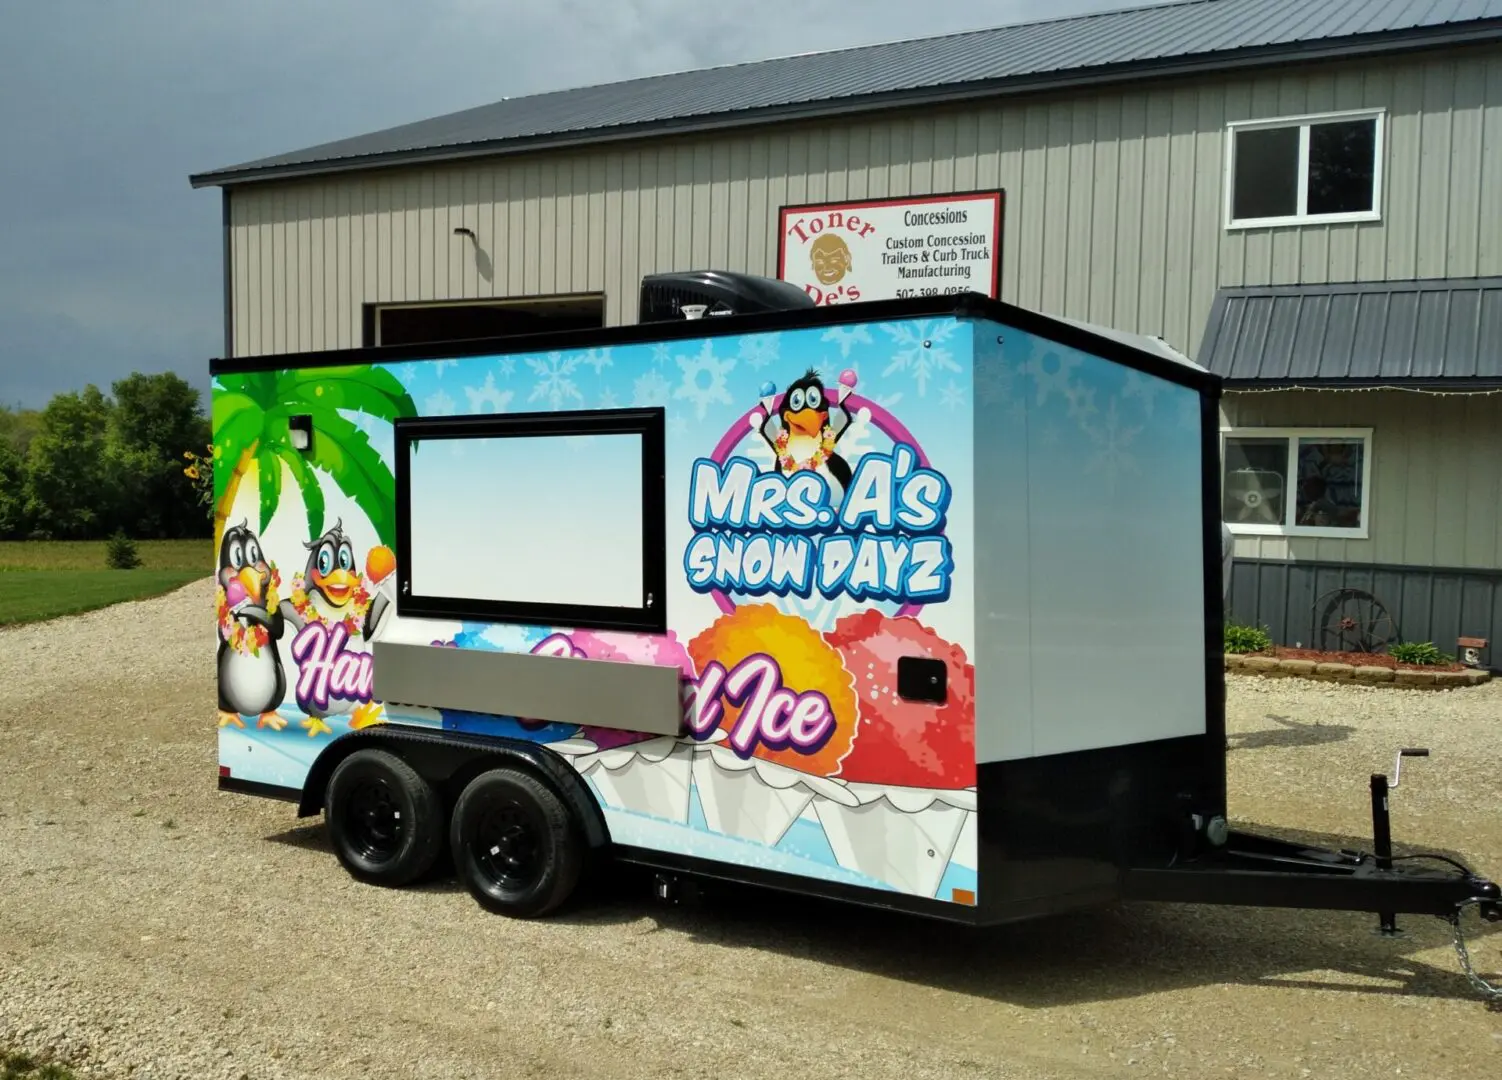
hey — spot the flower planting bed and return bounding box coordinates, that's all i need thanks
[1226,647,1492,689]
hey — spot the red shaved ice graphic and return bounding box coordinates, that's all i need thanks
[824,610,975,790]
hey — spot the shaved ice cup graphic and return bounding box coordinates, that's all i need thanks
[540,629,701,826]
[686,605,862,851]
[707,377,942,634]
[814,611,979,900]
[813,784,976,898]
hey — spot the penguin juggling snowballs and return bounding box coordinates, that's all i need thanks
[756,367,856,500]
[216,521,296,731]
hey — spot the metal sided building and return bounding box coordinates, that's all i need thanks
[189,0,1502,668]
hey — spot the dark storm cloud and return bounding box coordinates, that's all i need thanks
[0,0,1133,410]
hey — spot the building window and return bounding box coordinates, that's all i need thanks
[393,406,667,633]
[1225,109,1384,229]
[1220,428,1372,539]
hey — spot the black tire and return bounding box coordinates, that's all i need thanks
[325,748,445,887]
[449,766,584,918]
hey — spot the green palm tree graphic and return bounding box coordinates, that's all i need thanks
[212,365,418,548]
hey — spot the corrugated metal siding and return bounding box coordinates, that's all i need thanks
[1219,388,1502,569]
[1199,277,1502,381]
[195,0,1502,182]
[227,47,1502,364]
[1228,558,1502,668]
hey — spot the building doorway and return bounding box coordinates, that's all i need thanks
[366,295,605,347]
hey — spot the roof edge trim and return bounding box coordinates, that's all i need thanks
[189,22,1502,189]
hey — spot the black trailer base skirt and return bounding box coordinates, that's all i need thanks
[1124,829,1502,919]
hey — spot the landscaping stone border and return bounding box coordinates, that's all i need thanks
[1225,653,1492,689]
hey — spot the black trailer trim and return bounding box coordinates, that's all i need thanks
[207,292,1220,397]
[219,775,301,803]
[610,844,985,925]
[392,406,668,634]
[1198,382,1229,815]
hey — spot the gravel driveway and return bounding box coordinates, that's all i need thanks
[2,580,1499,1080]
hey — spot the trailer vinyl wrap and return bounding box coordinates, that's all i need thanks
[210,294,1224,924]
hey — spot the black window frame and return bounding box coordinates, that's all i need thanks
[393,406,668,634]
[1225,109,1385,230]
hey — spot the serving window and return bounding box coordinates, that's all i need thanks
[394,407,666,632]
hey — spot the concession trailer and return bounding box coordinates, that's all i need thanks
[209,271,1500,1000]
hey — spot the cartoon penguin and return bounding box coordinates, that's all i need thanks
[758,368,855,502]
[290,520,397,733]
[216,521,297,731]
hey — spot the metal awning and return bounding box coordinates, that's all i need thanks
[1197,277,1502,389]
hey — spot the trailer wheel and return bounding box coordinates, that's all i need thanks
[449,766,584,919]
[325,748,445,887]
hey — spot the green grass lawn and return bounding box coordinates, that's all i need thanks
[2,1047,82,1079]
[0,539,211,627]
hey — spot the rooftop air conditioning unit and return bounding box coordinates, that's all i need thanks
[638,270,817,323]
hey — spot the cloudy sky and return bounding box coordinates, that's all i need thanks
[0,0,1138,411]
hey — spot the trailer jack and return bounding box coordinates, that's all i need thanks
[1125,746,1502,1004]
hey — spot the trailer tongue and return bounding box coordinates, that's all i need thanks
[1120,747,1501,1003]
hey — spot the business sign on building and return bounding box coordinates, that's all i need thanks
[776,190,1004,306]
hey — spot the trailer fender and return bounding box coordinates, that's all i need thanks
[296,725,610,851]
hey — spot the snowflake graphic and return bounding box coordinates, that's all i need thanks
[821,325,874,359]
[976,358,1014,405]
[1121,370,1162,417]
[578,348,613,376]
[632,370,673,408]
[939,380,967,412]
[1022,340,1082,407]
[879,320,962,397]
[432,357,458,379]
[597,388,619,410]
[673,340,736,420]
[423,389,457,416]
[398,363,418,384]
[498,356,516,378]
[651,343,672,368]
[526,352,583,408]
[1085,398,1143,485]
[736,334,780,370]
[463,373,513,414]
[1064,381,1098,425]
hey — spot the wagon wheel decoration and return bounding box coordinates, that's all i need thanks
[1313,588,1398,654]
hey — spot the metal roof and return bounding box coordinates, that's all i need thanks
[189,0,1502,188]
[1197,277,1502,386]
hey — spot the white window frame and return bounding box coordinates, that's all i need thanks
[1219,426,1374,540]
[1223,108,1386,230]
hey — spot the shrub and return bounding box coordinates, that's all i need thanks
[1224,622,1272,654]
[1389,641,1454,667]
[105,529,141,570]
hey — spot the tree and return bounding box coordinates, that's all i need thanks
[0,438,26,538]
[23,385,114,539]
[105,371,212,539]
[0,404,42,457]
[212,367,417,551]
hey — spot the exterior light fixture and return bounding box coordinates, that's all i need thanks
[289,414,312,452]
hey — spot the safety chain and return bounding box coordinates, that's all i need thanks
[1444,901,1502,1006]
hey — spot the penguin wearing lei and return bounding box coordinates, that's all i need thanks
[284,519,398,735]
[754,367,859,508]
